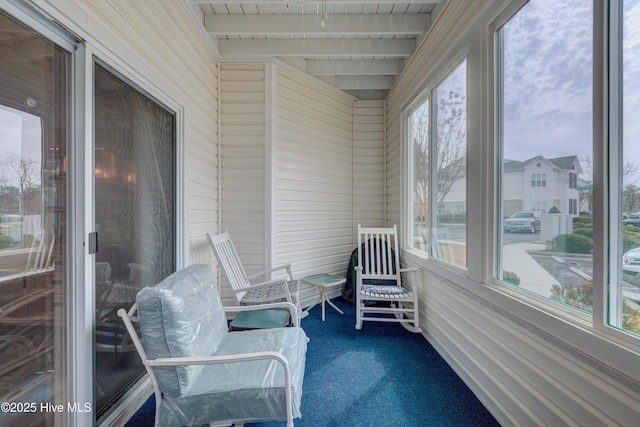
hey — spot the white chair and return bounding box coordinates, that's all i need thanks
[117,264,307,427]
[355,224,420,332]
[206,231,305,324]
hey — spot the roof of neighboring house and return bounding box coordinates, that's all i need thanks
[504,155,579,173]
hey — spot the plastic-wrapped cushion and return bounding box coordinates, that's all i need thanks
[136,264,228,397]
[136,264,308,426]
[240,280,299,306]
[159,327,307,425]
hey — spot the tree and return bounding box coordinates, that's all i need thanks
[580,156,639,213]
[435,89,466,211]
[623,184,640,213]
[412,101,429,226]
[2,154,40,215]
[412,90,467,224]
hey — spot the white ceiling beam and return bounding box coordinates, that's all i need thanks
[306,59,404,75]
[334,75,396,90]
[205,14,428,36]
[218,38,415,57]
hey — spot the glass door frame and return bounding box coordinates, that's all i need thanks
[1,1,189,425]
[84,35,188,427]
[84,51,188,426]
[0,1,84,425]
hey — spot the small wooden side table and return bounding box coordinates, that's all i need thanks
[302,273,346,321]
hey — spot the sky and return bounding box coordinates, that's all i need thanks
[0,104,42,187]
[624,0,640,185]
[502,0,594,162]
[502,0,640,185]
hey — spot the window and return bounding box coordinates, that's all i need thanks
[569,198,578,215]
[531,173,547,187]
[532,202,547,213]
[611,0,640,337]
[434,60,467,268]
[410,99,430,252]
[497,0,593,309]
[409,59,467,268]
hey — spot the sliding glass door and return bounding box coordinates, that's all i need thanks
[0,5,180,422]
[93,63,176,417]
[0,10,70,426]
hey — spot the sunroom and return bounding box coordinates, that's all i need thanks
[0,0,639,426]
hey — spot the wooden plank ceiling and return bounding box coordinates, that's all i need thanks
[183,1,444,99]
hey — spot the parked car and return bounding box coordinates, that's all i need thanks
[622,247,640,288]
[504,211,540,233]
[623,218,640,227]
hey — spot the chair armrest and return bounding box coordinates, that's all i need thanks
[225,301,299,327]
[146,350,289,368]
[399,267,418,273]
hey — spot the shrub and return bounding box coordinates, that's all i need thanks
[22,234,35,248]
[623,229,640,253]
[550,282,593,312]
[572,227,593,239]
[502,270,520,286]
[0,235,12,249]
[573,215,592,225]
[550,283,640,335]
[623,301,640,335]
[553,233,592,254]
[548,206,561,214]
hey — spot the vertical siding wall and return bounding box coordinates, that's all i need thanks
[72,0,220,265]
[386,1,640,426]
[275,67,355,298]
[354,100,387,230]
[219,64,386,305]
[220,63,267,279]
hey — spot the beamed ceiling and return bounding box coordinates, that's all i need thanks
[182,0,444,99]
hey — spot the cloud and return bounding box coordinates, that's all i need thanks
[501,0,593,161]
[624,0,640,172]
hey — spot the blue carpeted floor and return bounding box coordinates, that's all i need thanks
[125,298,499,427]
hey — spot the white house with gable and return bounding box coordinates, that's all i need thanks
[442,155,583,218]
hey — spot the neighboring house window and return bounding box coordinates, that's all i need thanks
[409,58,468,269]
[569,199,578,215]
[497,1,593,310]
[569,172,578,189]
[531,173,547,187]
[532,202,546,213]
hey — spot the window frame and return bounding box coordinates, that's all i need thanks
[403,52,470,273]
[400,0,639,393]
[0,1,191,424]
[85,47,189,424]
[491,0,640,350]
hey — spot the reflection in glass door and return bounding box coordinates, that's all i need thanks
[0,10,69,426]
[93,64,176,417]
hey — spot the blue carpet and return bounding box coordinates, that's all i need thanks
[125,298,499,427]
